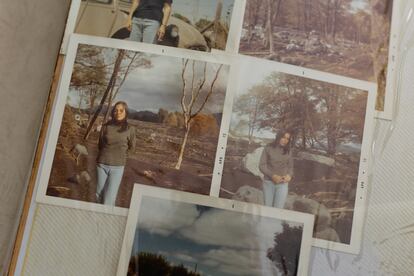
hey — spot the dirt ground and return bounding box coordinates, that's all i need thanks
[46,107,218,208]
[240,26,377,82]
[220,138,359,243]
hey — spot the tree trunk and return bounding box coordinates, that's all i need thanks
[175,122,191,170]
[266,0,274,53]
[83,49,125,140]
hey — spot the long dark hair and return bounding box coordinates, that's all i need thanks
[110,101,129,132]
[271,129,292,155]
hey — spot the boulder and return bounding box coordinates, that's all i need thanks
[242,147,264,179]
[315,227,341,242]
[232,185,264,204]
[285,195,332,230]
[297,152,335,167]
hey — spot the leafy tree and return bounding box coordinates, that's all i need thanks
[137,252,171,276]
[267,223,303,276]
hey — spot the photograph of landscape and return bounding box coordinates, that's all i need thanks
[239,0,393,110]
[45,43,230,208]
[220,57,368,244]
[127,196,304,276]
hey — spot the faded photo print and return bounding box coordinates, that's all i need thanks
[46,43,230,207]
[127,196,305,276]
[75,0,235,51]
[220,57,369,244]
[239,0,393,110]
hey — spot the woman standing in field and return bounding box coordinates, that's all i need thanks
[96,101,136,206]
[259,130,294,209]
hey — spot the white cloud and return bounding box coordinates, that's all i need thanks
[179,208,284,250]
[137,197,200,236]
[200,248,280,276]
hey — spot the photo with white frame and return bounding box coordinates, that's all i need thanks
[117,183,314,276]
[35,34,237,216]
[210,54,376,254]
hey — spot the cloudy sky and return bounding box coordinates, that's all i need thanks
[131,196,303,276]
[68,49,229,114]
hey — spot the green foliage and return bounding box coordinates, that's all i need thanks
[267,223,303,276]
[127,252,201,276]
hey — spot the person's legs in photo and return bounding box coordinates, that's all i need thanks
[263,179,276,207]
[129,17,144,42]
[102,165,125,206]
[96,163,109,203]
[142,19,161,44]
[274,182,288,209]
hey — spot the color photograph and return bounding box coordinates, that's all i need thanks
[218,56,373,250]
[73,0,236,52]
[117,185,314,276]
[39,37,231,209]
[239,0,394,111]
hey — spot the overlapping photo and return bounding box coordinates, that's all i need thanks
[68,0,237,52]
[117,184,314,276]
[36,35,233,210]
[238,0,397,116]
[217,56,375,253]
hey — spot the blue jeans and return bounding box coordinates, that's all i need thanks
[129,17,160,43]
[263,179,288,209]
[96,163,125,206]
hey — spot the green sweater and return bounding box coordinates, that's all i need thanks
[259,144,294,181]
[97,123,136,166]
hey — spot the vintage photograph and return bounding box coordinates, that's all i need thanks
[117,184,314,276]
[72,0,236,52]
[239,0,395,111]
[39,37,231,209]
[218,56,373,249]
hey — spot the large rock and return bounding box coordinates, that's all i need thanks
[297,152,335,167]
[232,185,264,204]
[242,147,264,179]
[315,227,341,242]
[285,195,332,230]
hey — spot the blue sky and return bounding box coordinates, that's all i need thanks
[130,197,304,276]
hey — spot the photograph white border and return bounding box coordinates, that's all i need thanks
[60,0,244,55]
[227,0,400,120]
[379,0,402,120]
[209,54,377,254]
[35,33,236,216]
[117,183,315,276]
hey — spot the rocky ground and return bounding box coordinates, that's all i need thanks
[220,137,360,244]
[46,107,219,208]
[240,26,376,82]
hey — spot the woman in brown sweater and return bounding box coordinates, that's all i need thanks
[96,101,136,206]
[259,130,294,209]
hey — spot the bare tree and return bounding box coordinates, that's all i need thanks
[175,59,223,170]
[83,49,126,140]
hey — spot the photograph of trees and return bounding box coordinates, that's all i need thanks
[127,197,304,276]
[240,0,392,110]
[220,58,368,244]
[46,44,229,208]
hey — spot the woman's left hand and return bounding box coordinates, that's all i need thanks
[158,25,166,41]
[283,174,292,182]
